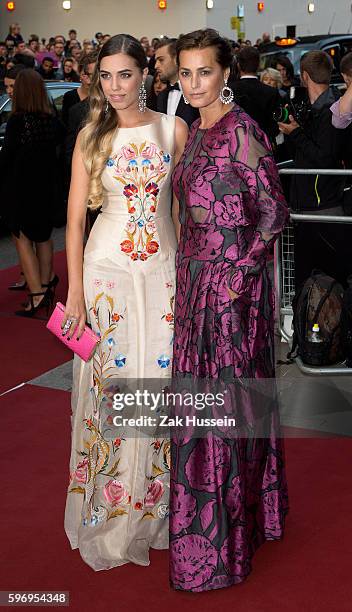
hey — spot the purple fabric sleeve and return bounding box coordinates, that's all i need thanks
[330,99,352,129]
[227,123,289,296]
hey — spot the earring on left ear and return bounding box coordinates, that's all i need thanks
[220,77,234,104]
[138,81,147,113]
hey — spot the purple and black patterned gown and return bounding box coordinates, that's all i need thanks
[169,106,289,592]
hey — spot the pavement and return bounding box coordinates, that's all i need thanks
[1,227,351,436]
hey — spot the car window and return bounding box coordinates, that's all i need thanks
[0,98,12,136]
[47,88,71,113]
[260,45,318,76]
[259,50,294,71]
[259,48,312,75]
[341,40,352,55]
[291,47,318,75]
[321,44,344,85]
[323,44,340,70]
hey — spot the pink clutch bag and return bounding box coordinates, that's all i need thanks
[46,302,100,361]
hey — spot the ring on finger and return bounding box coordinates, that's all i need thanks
[62,320,73,333]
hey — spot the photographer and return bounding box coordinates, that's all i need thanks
[278,50,346,211]
[278,50,351,288]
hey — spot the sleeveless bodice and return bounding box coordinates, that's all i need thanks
[84,114,177,266]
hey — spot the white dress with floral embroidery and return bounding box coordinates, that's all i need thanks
[64,114,176,570]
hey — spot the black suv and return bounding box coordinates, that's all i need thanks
[259,34,352,84]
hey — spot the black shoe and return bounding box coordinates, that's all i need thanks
[15,288,54,318]
[19,275,58,307]
[42,274,59,290]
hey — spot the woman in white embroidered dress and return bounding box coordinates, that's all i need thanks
[63,34,188,571]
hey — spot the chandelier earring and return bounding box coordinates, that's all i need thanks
[138,80,147,113]
[220,78,234,104]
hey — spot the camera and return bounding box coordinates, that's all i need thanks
[273,86,311,126]
[273,105,290,123]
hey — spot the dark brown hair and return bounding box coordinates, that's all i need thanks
[78,50,98,74]
[154,38,177,58]
[300,50,333,85]
[275,55,294,81]
[340,51,352,77]
[237,46,260,73]
[12,69,52,115]
[176,28,232,69]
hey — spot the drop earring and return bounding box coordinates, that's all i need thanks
[104,98,109,115]
[138,81,147,113]
[220,78,234,104]
[183,94,190,105]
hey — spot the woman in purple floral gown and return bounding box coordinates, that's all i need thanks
[169,29,289,592]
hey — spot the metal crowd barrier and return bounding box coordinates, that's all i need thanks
[275,167,352,375]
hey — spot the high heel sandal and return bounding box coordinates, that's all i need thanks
[42,274,59,296]
[42,274,59,290]
[15,288,54,318]
[20,276,59,308]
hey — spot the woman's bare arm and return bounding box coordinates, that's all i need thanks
[172,117,188,242]
[64,133,90,338]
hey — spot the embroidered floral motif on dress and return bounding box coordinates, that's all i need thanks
[161,295,175,329]
[108,141,170,261]
[88,292,126,416]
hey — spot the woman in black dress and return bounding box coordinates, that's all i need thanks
[0,69,64,316]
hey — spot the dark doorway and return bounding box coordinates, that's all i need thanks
[287,25,296,38]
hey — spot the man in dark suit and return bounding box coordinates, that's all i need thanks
[64,97,100,235]
[234,46,280,144]
[154,38,199,127]
[65,98,89,168]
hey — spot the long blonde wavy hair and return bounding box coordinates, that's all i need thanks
[80,34,148,209]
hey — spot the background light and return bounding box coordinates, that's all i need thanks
[257,2,265,12]
[308,2,315,12]
[158,0,167,9]
[62,0,71,9]
[206,0,214,8]
[6,1,15,10]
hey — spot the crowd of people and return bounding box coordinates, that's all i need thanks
[0,24,291,103]
[1,20,352,594]
[1,24,106,80]
[2,21,352,305]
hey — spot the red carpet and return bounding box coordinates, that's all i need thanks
[1,383,352,612]
[0,316,72,394]
[0,251,71,393]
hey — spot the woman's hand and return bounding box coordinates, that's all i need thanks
[61,291,87,340]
